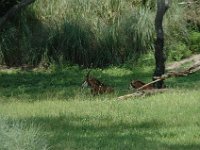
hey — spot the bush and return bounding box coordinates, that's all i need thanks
[189,31,200,53]
[167,42,192,61]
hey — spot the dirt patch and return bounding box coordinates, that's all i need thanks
[166,54,200,71]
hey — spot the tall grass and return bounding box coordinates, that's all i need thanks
[0,0,189,67]
[0,117,48,150]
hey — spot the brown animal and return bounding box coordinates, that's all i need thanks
[130,80,154,90]
[82,71,114,95]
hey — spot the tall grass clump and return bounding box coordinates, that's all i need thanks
[0,0,191,67]
[0,117,48,150]
[164,1,191,61]
[0,7,48,66]
[44,0,155,66]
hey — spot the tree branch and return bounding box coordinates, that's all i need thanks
[141,63,200,91]
[0,0,36,30]
[178,1,198,5]
[117,89,168,100]
[118,63,200,100]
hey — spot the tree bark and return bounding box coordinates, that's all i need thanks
[153,0,169,88]
[0,0,36,30]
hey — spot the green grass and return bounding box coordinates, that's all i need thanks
[0,66,200,149]
[0,117,48,150]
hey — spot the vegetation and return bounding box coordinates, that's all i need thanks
[0,0,21,17]
[0,117,48,150]
[0,66,200,149]
[1,0,199,67]
[0,0,200,149]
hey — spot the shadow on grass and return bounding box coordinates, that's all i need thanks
[11,115,200,150]
[0,67,85,101]
[0,66,151,101]
[0,66,199,101]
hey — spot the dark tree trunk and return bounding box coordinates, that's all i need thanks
[153,0,169,88]
[0,0,36,30]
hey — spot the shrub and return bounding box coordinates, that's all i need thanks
[0,0,194,67]
[189,31,200,53]
[167,42,192,61]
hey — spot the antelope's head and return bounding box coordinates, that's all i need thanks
[81,70,91,88]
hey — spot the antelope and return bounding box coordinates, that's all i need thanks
[82,71,114,95]
[130,80,154,90]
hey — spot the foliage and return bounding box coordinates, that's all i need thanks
[189,31,200,53]
[167,42,192,61]
[0,0,194,67]
[184,1,200,30]
[0,0,21,17]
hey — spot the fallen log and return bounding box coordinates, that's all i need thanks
[178,1,198,5]
[117,63,200,100]
[117,89,168,100]
[138,63,200,91]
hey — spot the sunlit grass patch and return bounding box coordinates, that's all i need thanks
[0,66,200,149]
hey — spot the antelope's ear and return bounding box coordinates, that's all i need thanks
[82,81,88,88]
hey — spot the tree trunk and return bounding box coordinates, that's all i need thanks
[0,0,36,30]
[153,0,169,88]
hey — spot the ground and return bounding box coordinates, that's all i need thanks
[167,54,200,70]
[0,56,200,150]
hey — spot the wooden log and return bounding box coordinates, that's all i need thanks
[178,1,198,5]
[117,89,168,100]
[142,63,200,90]
[118,63,200,100]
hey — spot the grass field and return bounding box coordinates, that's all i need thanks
[0,65,200,150]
